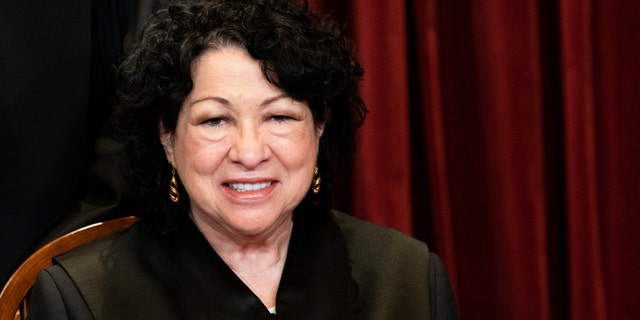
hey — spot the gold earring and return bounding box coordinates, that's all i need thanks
[169,163,180,203]
[312,166,321,194]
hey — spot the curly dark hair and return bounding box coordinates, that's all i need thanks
[113,0,366,232]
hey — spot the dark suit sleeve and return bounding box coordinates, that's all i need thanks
[27,265,93,320]
[429,253,459,320]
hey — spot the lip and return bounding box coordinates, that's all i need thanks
[222,178,278,201]
[226,181,273,192]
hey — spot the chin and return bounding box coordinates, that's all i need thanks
[228,213,290,236]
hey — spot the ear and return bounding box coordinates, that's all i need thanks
[159,120,175,164]
[315,122,325,142]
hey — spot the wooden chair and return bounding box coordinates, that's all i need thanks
[0,216,139,320]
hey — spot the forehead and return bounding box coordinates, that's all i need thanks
[192,47,258,78]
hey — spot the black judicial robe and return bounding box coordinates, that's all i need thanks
[27,211,458,319]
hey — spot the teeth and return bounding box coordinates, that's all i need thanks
[229,182,271,192]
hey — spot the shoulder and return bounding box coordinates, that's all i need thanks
[28,265,94,319]
[54,221,147,270]
[47,222,155,316]
[329,210,429,258]
[328,211,435,317]
[40,221,198,318]
[27,223,149,319]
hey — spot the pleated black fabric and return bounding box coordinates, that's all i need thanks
[29,210,458,319]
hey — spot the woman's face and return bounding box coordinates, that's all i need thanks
[161,46,323,238]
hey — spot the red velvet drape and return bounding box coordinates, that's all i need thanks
[309,0,640,319]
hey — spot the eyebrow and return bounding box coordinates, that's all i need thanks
[188,93,289,108]
[261,93,289,106]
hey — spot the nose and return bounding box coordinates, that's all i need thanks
[228,121,270,169]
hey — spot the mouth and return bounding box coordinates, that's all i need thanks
[227,181,273,193]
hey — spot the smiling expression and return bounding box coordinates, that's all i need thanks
[161,46,324,238]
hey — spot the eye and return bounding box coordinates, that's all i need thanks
[266,110,300,123]
[203,117,228,127]
[269,114,293,122]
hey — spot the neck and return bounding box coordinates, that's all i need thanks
[213,225,292,275]
[190,214,293,309]
[190,212,293,275]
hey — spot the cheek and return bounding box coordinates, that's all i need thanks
[286,134,319,202]
[174,131,225,173]
[275,131,319,164]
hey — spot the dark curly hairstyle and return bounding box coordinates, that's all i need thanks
[113,0,366,232]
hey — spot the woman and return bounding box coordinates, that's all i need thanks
[27,0,458,319]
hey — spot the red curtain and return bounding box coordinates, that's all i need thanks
[309,0,640,319]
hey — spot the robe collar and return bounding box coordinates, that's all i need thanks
[161,210,359,319]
